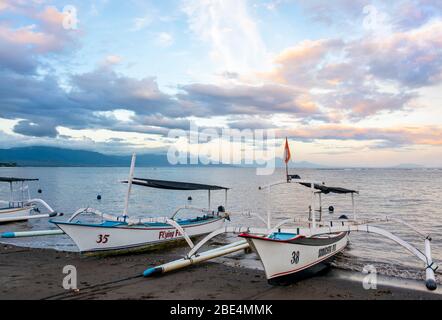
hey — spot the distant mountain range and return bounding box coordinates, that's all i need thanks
[0,146,330,168]
[0,146,167,167]
[274,158,329,169]
[391,163,425,169]
[0,146,431,168]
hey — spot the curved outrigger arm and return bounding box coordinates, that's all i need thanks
[154,210,232,250]
[134,211,232,250]
[145,222,438,290]
[67,207,97,222]
[382,215,429,239]
[180,210,267,257]
[258,178,324,190]
[268,215,432,240]
[125,214,198,249]
[0,198,59,215]
[25,198,57,214]
[0,199,61,224]
[186,226,253,258]
[300,224,438,290]
[164,218,194,248]
[258,181,288,190]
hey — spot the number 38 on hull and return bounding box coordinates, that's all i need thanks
[240,231,349,284]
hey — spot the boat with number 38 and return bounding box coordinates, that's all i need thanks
[144,139,438,291]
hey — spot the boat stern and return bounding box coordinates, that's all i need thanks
[240,231,348,283]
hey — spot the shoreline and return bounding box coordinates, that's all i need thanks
[1,244,440,300]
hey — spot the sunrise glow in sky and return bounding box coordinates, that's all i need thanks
[0,0,441,166]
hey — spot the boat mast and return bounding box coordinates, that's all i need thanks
[9,182,13,203]
[208,190,211,210]
[285,161,289,182]
[267,185,272,230]
[123,153,136,219]
[352,192,356,220]
[310,183,316,228]
[224,189,228,207]
[27,183,31,201]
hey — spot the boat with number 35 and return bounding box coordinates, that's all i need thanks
[51,154,230,253]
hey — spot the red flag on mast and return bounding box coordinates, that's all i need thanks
[284,137,291,181]
[284,137,291,164]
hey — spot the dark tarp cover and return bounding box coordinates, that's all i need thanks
[299,182,358,194]
[0,177,39,183]
[122,178,229,191]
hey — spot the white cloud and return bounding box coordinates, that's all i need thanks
[155,32,174,47]
[102,54,122,66]
[182,0,270,74]
[131,15,153,31]
[93,109,135,122]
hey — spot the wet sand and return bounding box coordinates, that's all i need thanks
[0,244,440,300]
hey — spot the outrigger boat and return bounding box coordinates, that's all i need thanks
[143,143,438,291]
[51,154,230,253]
[240,178,356,285]
[0,177,59,223]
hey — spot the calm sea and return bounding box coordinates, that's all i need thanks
[1,167,441,281]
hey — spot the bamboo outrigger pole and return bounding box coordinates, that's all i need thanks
[143,240,249,277]
[2,229,64,238]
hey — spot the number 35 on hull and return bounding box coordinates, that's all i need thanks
[54,217,225,253]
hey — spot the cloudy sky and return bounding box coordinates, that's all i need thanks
[0,0,441,166]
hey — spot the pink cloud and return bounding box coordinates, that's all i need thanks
[0,3,79,73]
[266,39,343,87]
[349,20,442,87]
[0,25,48,46]
[278,124,442,146]
[36,6,65,28]
[255,18,442,121]
[177,83,321,117]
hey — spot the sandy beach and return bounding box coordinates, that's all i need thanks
[0,243,440,300]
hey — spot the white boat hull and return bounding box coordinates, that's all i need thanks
[0,206,33,223]
[242,232,348,282]
[53,217,226,253]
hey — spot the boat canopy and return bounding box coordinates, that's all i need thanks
[298,182,358,194]
[0,177,39,183]
[122,178,229,191]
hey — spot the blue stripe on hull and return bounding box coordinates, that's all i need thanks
[51,215,221,230]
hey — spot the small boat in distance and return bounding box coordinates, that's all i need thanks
[51,154,230,253]
[0,177,59,223]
